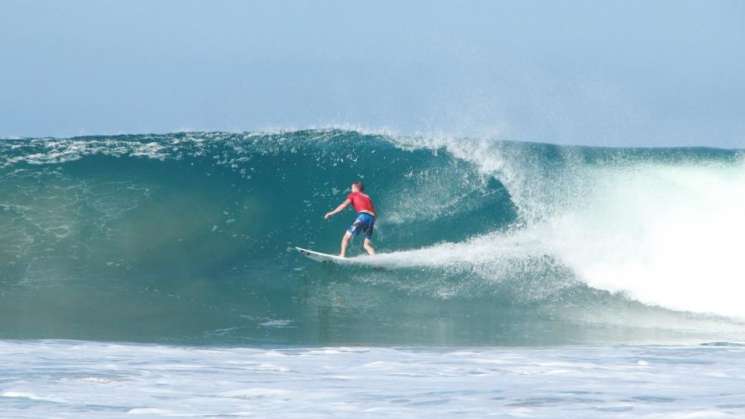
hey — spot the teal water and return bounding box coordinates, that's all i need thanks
[1,130,743,344]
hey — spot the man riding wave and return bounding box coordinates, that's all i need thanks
[324,181,376,257]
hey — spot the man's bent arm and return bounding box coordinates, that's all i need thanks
[325,199,350,219]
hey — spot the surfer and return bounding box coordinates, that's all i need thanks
[324,181,376,257]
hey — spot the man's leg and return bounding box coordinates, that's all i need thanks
[339,231,352,257]
[363,238,376,255]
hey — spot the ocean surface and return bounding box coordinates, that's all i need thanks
[1,130,744,417]
[2,340,744,418]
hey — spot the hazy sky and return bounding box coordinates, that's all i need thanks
[2,0,744,147]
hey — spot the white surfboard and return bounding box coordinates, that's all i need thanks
[294,247,355,264]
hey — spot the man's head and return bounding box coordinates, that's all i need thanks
[351,181,364,193]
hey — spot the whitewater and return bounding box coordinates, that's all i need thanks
[2,340,745,418]
[2,129,745,417]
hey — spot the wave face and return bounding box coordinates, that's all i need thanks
[1,130,743,344]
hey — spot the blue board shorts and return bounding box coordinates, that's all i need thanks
[347,212,375,239]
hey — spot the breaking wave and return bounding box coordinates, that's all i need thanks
[1,130,743,344]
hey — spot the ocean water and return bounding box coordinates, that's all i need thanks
[1,340,744,418]
[1,130,744,417]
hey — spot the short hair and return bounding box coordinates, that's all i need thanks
[352,181,364,192]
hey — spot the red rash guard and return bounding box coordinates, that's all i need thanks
[347,191,376,216]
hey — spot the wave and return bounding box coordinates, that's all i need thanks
[0,130,743,344]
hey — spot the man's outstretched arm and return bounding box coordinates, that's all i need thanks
[324,199,350,219]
